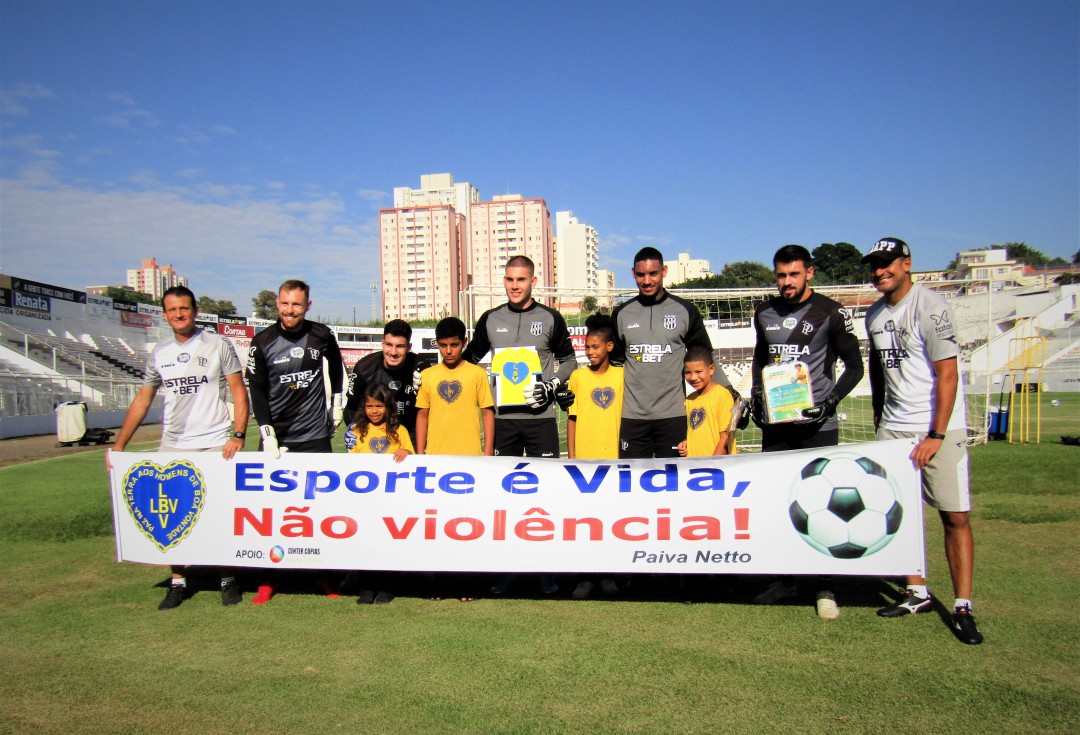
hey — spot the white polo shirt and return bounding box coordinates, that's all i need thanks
[866,284,967,433]
[144,329,242,449]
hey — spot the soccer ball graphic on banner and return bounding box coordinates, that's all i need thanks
[788,454,904,558]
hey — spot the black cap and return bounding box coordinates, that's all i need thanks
[862,237,911,266]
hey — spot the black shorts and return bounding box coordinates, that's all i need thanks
[761,425,838,453]
[494,418,560,458]
[619,416,686,459]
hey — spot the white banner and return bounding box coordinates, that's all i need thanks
[107,440,925,576]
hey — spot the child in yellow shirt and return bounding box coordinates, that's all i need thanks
[678,345,738,457]
[565,315,623,599]
[415,317,495,457]
[347,383,413,462]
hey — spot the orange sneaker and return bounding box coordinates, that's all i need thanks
[252,584,275,605]
[319,579,341,599]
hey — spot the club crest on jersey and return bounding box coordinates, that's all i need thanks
[689,407,706,430]
[197,356,208,366]
[783,317,797,329]
[884,320,896,333]
[177,353,190,363]
[308,348,320,360]
[121,459,205,552]
[591,387,615,409]
[663,314,678,331]
[437,380,462,403]
[530,321,544,337]
[290,347,305,359]
[802,322,814,335]
[369,437,390,454]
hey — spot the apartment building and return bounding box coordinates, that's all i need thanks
[126,258,187,300]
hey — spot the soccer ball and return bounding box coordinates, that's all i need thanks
[1051,399,1060,407]
[788,453,903,559]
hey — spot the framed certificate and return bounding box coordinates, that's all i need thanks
[762,361,814,424]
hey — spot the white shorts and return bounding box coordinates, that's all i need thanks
[877,428,971,513]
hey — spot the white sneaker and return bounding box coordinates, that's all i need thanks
[816,590,840,620]
[755,580,797,604]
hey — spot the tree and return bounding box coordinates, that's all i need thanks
[811,242,865,285]
[719,261,775,287]
[104,287,156,306]
[196,296,237,317]
[582,295,598,314]
[993,242,1054,267]
[251,289,278,320]
[1073,249,1080,265]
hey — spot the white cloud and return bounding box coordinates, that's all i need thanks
[1,83,54,117]
[96,108,160,130]
[0,171,380,322]
[356,188,388,202]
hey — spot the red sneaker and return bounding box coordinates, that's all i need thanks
[252,584,275,605]
[319,579,341,599]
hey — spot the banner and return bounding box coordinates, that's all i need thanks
[107,440,925,576]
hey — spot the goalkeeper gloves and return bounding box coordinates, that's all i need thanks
[800,393,840,425]
[412,367,423,392]
[343,427,357,452]
[331,394,344,431]
[526,377,562,410]
[749,388,767,428]
[259,425,289,459]
[555,385,575,411]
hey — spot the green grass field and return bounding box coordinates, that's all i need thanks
[1,393,1078,734]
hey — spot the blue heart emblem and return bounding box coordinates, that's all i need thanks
[369,436,390,454]
[501,361,530,385]
[122,460,206,552]
[437,380,462,403]
[591,387,615,409]
[690,407,706,430]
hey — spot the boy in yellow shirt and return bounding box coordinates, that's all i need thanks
[565,315,623,599]
[415,317,495,457]
[679,345,738,457]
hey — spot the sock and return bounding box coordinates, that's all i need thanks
[221,576,236,588]
[954,598,972,611]
[171,577,186,588]
[907,584,929,599]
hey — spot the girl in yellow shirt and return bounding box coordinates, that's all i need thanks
[347,383,413,462]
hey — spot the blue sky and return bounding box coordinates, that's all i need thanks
[2,0,1076,322]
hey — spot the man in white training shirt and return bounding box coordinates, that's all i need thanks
[112,286,250,610]
[864,237,982,645]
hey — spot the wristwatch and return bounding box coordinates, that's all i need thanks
[926,431,945,440]
[233,431,246,440]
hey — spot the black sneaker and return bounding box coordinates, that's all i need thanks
[374,591,394,605]
[951,605,984,645]
[221,580,242,606]
[356,590,376,605]
[877,591,933,617]
[159,584,187,610]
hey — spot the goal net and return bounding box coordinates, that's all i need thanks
[460,280,993,451]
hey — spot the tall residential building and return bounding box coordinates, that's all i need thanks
[666,252,712,285]
[126,258,187,300]
[468,195,553,314]
[379,204,465,321]
[394,173,480,215]
[553,211,600,314]
[597,269,617,309]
